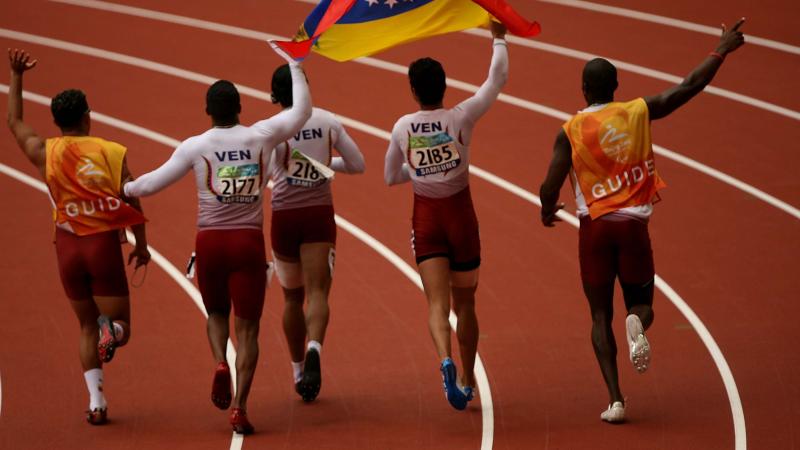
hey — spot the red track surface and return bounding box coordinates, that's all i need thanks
[1,1,798,449]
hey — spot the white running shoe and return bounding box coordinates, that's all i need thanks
[600,401,625,423]
[626,314,651,373]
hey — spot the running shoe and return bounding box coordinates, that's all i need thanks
[440,358,468,410]
[462,385,475,402]
[97,316,117,363]
[211,361,232,410]
[298,348,321,402]
[230,408,254,435]
[86,407,108,425]
[600,401,625,423]
[626,314,651,373]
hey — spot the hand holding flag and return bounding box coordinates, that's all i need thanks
[273,0,540,62]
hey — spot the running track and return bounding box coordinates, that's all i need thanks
[0,1,798,449]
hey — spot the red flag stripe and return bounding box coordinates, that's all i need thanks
[471,0,541,37]
[274,0,358,60]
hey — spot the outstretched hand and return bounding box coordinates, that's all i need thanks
[128,244,151,269]
[8,48,38,74]
[716,18,746,56]
[541,203,565,227]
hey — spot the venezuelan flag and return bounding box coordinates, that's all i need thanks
[276,0,539,62]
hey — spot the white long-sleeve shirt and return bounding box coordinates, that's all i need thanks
[124,63,312,230]
[384,38,508,198]
[270,107,365,211]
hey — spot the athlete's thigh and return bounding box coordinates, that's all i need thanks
[85,231,129,298]
[196,231,232,315]
[94,295,131,324]
[229,230,267,321]
[299,242,334,290]
[69,297,101,328]
[418,257,452,309]
[450,268,479,289]
[578,217,617,286]
[273,251,304,290]
[616,219,655,285]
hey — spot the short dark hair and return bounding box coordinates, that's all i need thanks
[206,80,241,122]
[582,58,618,99]
[51,89,89,129]
[271,64,293,108]
[409,57,446,106]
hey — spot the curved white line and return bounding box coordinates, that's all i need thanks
[537,0,800,56]
[462,28,800,122]
[296,0,800,122]
[0,24,748,441]
[0,86,495,449]
[25,2,800,219]
[0,28,747,446]
[0,159,243,449]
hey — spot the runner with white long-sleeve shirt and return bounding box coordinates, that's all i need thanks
[384,22,508,411]
[268,64,365,403]
[123,49,311,434]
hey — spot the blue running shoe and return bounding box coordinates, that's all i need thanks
[462,386,474,402]
[440,358,468,410]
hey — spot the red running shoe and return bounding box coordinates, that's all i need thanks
[230,408,254,435]
[97,316,117,363]
[211,362,232,410]
[86,407,108,425]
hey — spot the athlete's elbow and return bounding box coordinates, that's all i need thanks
[351,158,366,174]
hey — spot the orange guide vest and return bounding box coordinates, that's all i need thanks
[45,136,146,236]
[563,98,667,219]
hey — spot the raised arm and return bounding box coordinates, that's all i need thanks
[539,129,572,226]
[6,49,45,175]
[330,121,365,174]
[645,18,746,120]
[454,22,509,125]
[123,144,193,198]
[252,44,312,145]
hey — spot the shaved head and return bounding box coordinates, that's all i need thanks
[582,58,618,104]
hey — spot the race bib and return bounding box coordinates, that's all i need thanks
[287,149,334,188]
[408,132,461,176]
[214,163,260,204]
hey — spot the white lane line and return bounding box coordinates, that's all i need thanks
[333,216,495,450]
[0,86,495,449]
[0,369,3,418]
[0,30,753,442]
[0,87,245,449]
[0,29,747,445]
[27,2,800,218]
[462,28,800,122]
[537,0,800,56]
[467,165,747,450]
[0,160,244,449]
[291,0,800,122]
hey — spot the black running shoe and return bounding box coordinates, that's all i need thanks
[298,348,321,402]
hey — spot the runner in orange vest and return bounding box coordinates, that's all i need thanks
[538,20,745,423]
[6,49,150,425]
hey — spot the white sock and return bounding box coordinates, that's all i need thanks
[84,368,107,410]
[307,340,322,355]
[291,361,304,383]
[112,322,125,341]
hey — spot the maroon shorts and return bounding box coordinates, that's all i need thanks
[412,186,481,271]
[195,228,267,321]
[54,228,129,301]
[579,214,655,287]
[270,205,337,259]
